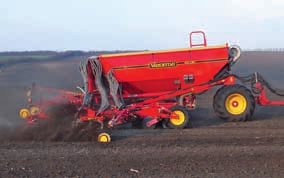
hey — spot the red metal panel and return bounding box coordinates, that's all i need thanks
[190,47,228,61]
[99,53,153,74]
[96,46,229,95]
[153,50,190,62]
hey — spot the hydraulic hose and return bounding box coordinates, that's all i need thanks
[107,69,124,109]
[232,73,284,96]
[90,58,110,115]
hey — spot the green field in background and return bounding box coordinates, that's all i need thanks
[0,55,54,61]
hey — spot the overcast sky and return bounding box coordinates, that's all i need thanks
[0,0,284,51]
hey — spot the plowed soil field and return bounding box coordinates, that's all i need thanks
[0,51,283,177]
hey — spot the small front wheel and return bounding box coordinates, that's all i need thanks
[19,108,30,119]
[98,132,111,143]
[167,105,190,129]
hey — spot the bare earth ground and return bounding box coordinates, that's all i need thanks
[0,51,283,177]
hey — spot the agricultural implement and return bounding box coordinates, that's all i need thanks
[19,31,284,142]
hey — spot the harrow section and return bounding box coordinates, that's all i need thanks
[19,84,83,124]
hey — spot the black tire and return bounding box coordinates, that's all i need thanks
[142,116,156,129]
[131,114,143,129]
[167,105,190,129]
[213,84,255,122]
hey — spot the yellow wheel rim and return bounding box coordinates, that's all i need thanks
[19,109,30,119]
[98,133,111,143]
[225,94,247,115]
[30,106,40,115]
[170,111,185,126]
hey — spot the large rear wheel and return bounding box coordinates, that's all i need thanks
[213,84,255,121]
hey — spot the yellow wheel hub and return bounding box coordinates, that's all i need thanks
[30,106,40,115]
[19,109,30,119]
[225,94,247,115]
[98,133,111,143]
[170,111,185,126]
